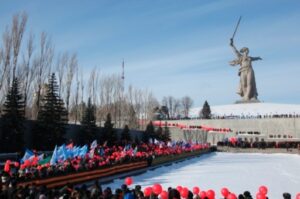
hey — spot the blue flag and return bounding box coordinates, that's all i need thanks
[72,146,79,157]
[50,145,58,165]
[79,145,88,158]
[90,140,97,150]
[21,149,34,163]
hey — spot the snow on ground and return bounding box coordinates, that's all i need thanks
[189,103,300,118]
[103,153,300,198]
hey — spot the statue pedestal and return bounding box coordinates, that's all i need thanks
[235,99,260,104]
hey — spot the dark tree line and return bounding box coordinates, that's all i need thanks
[0,78,25,152]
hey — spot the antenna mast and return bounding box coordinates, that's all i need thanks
[121,59,125,92]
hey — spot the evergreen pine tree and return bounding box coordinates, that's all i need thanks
[162,122,171,142]
[80,97,97,144]
[143,121,155,143]
[201,100,211,119]
[103,113,116,146]
[1,78,25,152]
[121,124,131,143]
[33,73,68,150]
[156,126,163,140]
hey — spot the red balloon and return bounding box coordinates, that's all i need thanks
[199,191,207,199]
[296,193,300,199]
[256,192,266,199]
[193,186,200,195]
[24,159,30,166]
[180,187,189,198]
[259,186,268,195]
[4,164,10,173]
[221,187,229,197]
[124,177,133,186]
[160,190,168,199]
[227,193,237,199]
[14,162,20,168]
[176,186,183,192]
[152,184,162,195]
[206,189,215,199]
[144,187,152,197]
[20,164,26,170]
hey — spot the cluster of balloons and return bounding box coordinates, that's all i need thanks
[4,160,20,173]
[221,187,236,199]
[123,178,299,199]
[144,184,167,199]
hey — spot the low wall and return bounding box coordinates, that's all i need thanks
[167,118,300,142]
[18,161,148,188]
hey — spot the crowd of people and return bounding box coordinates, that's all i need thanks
[0,141,208,185]
[218,138,300,151]
[0,178,297,199]
[185,113,300,120]
[1,140,299,199]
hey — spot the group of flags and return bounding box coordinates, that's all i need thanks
[19,139,205,168]
[50,144,89,165]
[21,140,98,166]
[20,149,44,164]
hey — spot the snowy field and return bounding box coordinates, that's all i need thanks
[189,103,300,117]
[103,153,300,198]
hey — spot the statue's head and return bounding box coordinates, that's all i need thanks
[240,47,249,55]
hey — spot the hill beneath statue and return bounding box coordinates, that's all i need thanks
[190,103,300,118]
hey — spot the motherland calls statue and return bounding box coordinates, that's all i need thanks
[229,17,262,102]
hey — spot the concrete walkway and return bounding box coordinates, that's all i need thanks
[217,146,300,154]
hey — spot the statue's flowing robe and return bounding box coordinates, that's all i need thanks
[230,57,258,100]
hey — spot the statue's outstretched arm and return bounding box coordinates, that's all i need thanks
[230,39,241,58]
[251,56,262,61]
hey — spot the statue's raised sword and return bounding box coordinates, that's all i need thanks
[231,16,242,43]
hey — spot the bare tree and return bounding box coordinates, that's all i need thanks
[162,96,168,107]
[0,27,13,101]
[80,68,85,120]
[88,67,99,105]
[73,64,80,124]
[167,96,176,119]
[126,85,140,129]
[139,89,159,130]
[21,32,34,117]
[64,53,77,114]
[173,99,181,118]
[11,12,27,81]
[162,96,180,119]
[99,74,114,122]
[181,96,193,118]
[56,52,68,97]
[32,32,54,119]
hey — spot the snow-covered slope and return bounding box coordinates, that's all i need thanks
[190,103,300,118]
[103,153,300,198]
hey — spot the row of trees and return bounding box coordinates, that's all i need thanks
[1,73,68,151]
[161,96,211,119]
[0,71,170,152]
[160,96,194,119]
[0,12,160,130]
[0,12,187,152]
